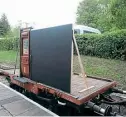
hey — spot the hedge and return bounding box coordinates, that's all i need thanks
[0,38,19,51]
[0,29,126,60]
[75,29,126,60]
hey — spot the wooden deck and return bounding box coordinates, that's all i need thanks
[71,75,114,99]
[0,82,57,116]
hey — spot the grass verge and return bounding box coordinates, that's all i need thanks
[0,51,17,64]
[73,55,126,89]
[0,51,125,89]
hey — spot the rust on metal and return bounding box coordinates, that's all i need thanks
[0,70,117,105]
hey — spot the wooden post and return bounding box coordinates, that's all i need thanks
[73,35,88,88]
[71,42,73,77]
[70,41,73,92]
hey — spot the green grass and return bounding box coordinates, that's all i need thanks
[0,51,126,89]
[0,51,17,63]
[73,55,126,89]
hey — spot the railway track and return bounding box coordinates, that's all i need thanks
[0,75,9,86]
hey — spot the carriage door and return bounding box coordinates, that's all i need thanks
[20,29,30,78]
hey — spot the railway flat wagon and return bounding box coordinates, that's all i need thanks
[1,24,125,116]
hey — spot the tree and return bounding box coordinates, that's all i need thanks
[11,26,20,38]
[109,0,126,29]
[0,13,10,36]
[76,0,126,32]
[76,0,100,28]
[76,0,111,32]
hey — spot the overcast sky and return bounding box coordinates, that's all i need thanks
[0,0,82,28]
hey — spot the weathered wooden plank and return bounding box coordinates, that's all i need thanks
[71,75,111,99]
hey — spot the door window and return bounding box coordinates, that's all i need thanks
[23,39,29,54]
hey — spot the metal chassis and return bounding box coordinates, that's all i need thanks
[1,71,117,106]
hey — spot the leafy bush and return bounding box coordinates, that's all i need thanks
[75,29,126,60]
[0,38,19,51]
[0,29,126,61]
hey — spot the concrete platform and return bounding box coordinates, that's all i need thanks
[0,82,58,116]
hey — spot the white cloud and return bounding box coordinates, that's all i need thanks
[0,0,82,28]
